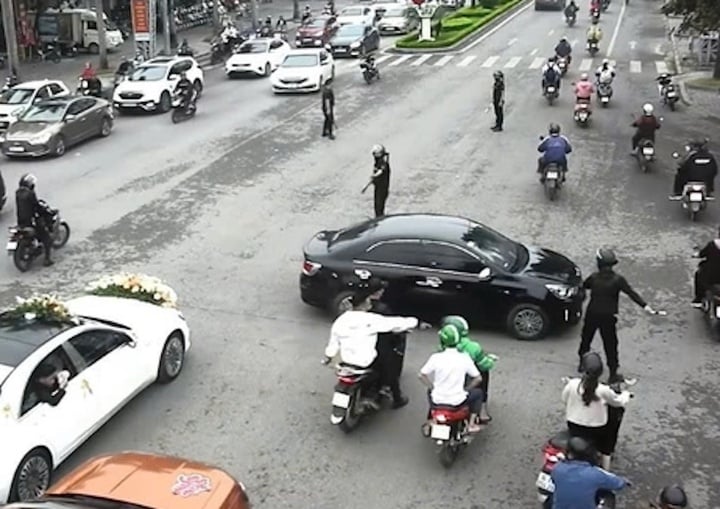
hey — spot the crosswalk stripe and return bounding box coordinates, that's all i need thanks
[579,58,593,71]
[530,57,545,69]
[374,55,393,65]
[458,56,477,67]
[655,61,669,74]
[411,54,432,66]
[504,56,521,68]
[629,60,642,73]
[435,55,454,66]
[481,56,499,67]
[388,55,413,67]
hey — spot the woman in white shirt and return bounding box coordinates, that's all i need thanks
[562,351,631,470]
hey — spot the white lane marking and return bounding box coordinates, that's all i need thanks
[579,58,593,71]
[530,57,545,69]
[530,48,538,56]
[481,55,500,67]
[374,55,393,64]
[606,0,627,57]
[548,29,555,36]
[504,56,521,68]
[411,54,432,66]
[461,1,534,53]
[435,55,454,66]
[508,38,518,46]
[629,60,642,73]
[629,40,637,50]
[653,43,663,55]
[388,55,413,66]
[458,56,477,67]
[656,61,669,74]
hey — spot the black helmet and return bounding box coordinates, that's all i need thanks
[493,70,503,80]
[549,123,561,136]
[596,247,618,268]
[567,436,595,462]
[658,485,688,508]
[581,351,603,377]
[18,173,37,190]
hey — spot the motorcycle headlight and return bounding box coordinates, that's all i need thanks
[546,284,576,300]
[350,41,361,48]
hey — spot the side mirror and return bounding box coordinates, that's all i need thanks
[64,114,76,122]
[478,267,492,280]
[672,151,680,159]
[168,74,179,81]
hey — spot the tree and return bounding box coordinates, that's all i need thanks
[661,0,720,78]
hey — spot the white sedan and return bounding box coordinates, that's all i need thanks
[225,38,292,78]
[270,49,335,94]
[0,296,191,503]
[336,5,377,25]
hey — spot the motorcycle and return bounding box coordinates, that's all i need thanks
[77,77,103,97]
[544,83,559,105]
[360,60,380,84]
[573,100,592,127]
[37,40,62,64]
[587,40,599,56]
[565,13,576,26]
[422,402,479,468]
[670,149,714,221]
[601,0,610,11]
[7,201,70,272]
[597,82,612,106]
[692,248,720,328]
[590,8,600,22]
[171,89,197,123]
[329,363,385,432]
[634,139,656,173]
[557,56,568,76]
[542,162,563,201]
[658,77,679,111]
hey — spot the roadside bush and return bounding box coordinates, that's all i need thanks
[442,16,475,30]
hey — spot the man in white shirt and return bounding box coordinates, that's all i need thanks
[419,324,485,433]
[595,58,616,85]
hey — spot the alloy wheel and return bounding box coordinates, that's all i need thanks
[17,455,50,501]
[513,309,545,338]
[163,335,184,378]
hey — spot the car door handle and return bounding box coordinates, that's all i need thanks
[416,277,442,288]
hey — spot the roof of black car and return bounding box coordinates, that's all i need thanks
[335,213,475,246]
[0,321,75,368]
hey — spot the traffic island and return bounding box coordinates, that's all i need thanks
[394,0,528,52]
[685,76,720,92]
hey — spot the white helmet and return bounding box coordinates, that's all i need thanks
[371,144,385,156]
[642,103,654,115]
[602,58,609,65]
[580,73,589,81]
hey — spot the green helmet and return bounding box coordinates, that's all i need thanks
[438,324,461,349]
[440,315,469,337]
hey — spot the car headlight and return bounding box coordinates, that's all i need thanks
[28,132,53,144]
[350,41,361,48]
[11,107,25,117]
[546,284,576,300]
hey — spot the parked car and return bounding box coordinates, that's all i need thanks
[113,55,204,113]
[295,15,338,47]
[1,96,113,158]
[0,80,70,135]
[35,452,251,509]
[329,24,380,57]
[225,38,291,77]
[299,213,585,340]
[270,49,335,94]
[0,295,190,502]
[336,5,377,25]
[535,0,566,10]
[376,4,420,34]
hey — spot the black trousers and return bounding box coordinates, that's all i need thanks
[578,312,619,372]
[374,186,388,217]
[493,102,503,128]
[693,269,720,301]
[673,173,714,195]
[322,113,334,136]
[631,132,654,150]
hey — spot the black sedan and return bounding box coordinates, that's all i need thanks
[328,23,380,58]
[300,214,585,340]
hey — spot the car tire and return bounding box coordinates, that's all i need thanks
[88,42,99,54]
[51,135,66,157]
[330,290,355,318]
[99,116,112,137]
[9,448,52,502]
[159,91,171,113]
[193,79,203,97]
[263,62,271,77]
[157,332,185,384]
[506,303,549,341]
[359,45,367,58]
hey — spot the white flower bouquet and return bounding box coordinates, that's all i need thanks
[87,273,179,308]
[0,294,76,325]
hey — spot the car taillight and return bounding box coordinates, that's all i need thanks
[302,260,322,276]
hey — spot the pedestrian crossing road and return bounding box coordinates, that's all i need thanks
[334,54,671,74]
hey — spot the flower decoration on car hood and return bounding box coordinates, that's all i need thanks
[0,294,78,325]
[87,273,179,308]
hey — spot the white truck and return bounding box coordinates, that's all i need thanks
[35,8,124,53]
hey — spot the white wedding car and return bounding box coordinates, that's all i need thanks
[270,49,335,94]
[0,295,190,503]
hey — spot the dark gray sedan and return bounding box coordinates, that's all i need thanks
[1,95,114,158]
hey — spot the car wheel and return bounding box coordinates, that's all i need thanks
[193,79,203,97]
[88,42,99,54]
[157,332,185,383]
[10,448,52,502]
[359,45,367,58]
[330,290,354,317]
[51,135,65,157]
[159,91,171,113]
[506,303,549,341]
[263,62,271,77]
[99,116,112,137]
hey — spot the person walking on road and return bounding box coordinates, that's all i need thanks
[321,82,335,140]
[367,144,390,218]
[491,70,505,132]
[578,248,659,383]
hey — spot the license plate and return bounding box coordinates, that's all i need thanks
[689,192,703,202]
[335,48,346,52]
[430,424,451,440]
[8,146,24,152]
[578,112,588,119]
[536,472,554,492]
[642,147,654,155]
[601,96,609,102]
[6,241,17,250]
[715,307,720,319]
[332,392,351,408]
[303,39,313,43]
[546,171,559,179]
[667,91,676,97]
[547,87,555,92]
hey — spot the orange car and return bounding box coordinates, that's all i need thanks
[7,452,250,509]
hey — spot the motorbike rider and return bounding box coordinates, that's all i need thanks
[589,0,600,13]
[574,73,595,108]
[630,103,661,153]
[276,15,287,31]
[322,285,419,400]
[541,56,562,92]
[302,4,312,23]
[80,62,102,96]
[564,0,579,20]
[656,72,675,97]
[115,56,133,78]
[692,227,720,307]
[586,18,603,48]
[537,123,572,181]
[221,22,239,48]
[419,324,485,433]
[671,139,718,198]
[15,173,54,266]
[555,37,573,65]
[178,38,193,56]
[595,58,615,84]
[175,71,194,111]
[440,315,496,423]
[80,61,96,80]
[550,436,629,509]
[651,485,688,509]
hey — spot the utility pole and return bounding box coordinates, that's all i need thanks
[95,0,109,69]
[212,0,219,33]
[250,0,259,30]
[292,0,299,21]
[160,0,170,53]
[1,0,20,76]
[168,0,177,49]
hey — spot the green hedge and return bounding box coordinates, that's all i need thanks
[396,0,525,49]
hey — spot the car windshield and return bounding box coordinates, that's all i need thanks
[282,54,318,67]
[461,224,524,271]
[337,25,364,37]
[384,7,405,16]
[238,41,268,53]
[129,65,167,81]
[341,7,364,16]
[18,102,67,122]
[308,18,328,28]
[0,88,34,105]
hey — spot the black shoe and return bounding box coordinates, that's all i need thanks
[607,372,624,384]
[322,132,328,137]
[392,396,409,409]
[328,134,335,140]
[43,258,54,267]
[491,126,503,132]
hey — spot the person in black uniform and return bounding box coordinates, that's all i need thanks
[321,82,335,140]
[579,248,658,383]
[15,173,53,266]
[692,227,720,307]
[370,144,390,217]
[491,70,505,132]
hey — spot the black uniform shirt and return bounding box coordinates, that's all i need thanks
[583,269,646,315]
[322,87,335,116]
[373,156,390,191]
[493,79,504,105]
[15,187,39,227]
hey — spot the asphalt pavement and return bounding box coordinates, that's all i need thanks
[2,0,720,507]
